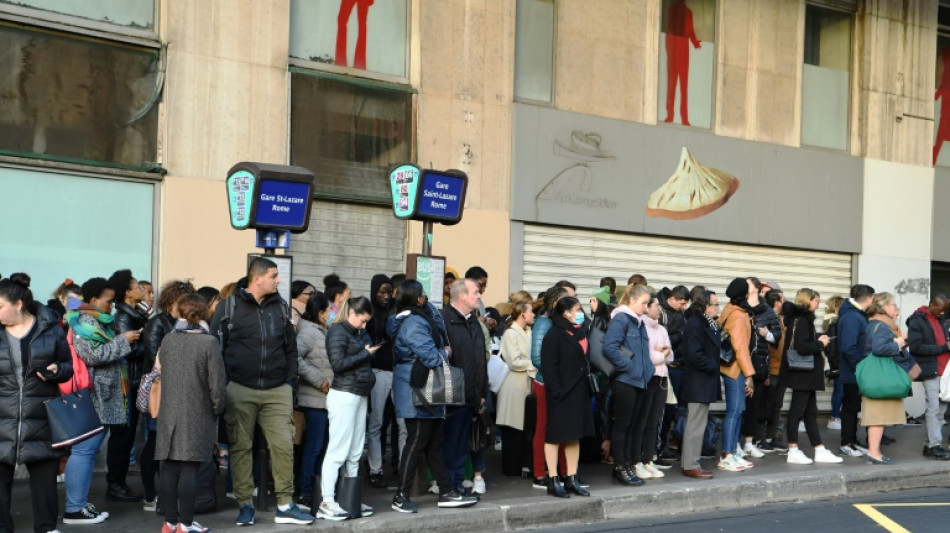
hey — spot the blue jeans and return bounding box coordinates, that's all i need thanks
[65,430,106,512]
[443,407,473,490]
[299,407,329,499]
[721,375,746,454]
[830,377,843,419]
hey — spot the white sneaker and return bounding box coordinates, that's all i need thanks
[839,444,865,457]
[827,418,841,430]
[472,476,486,494]
[645,462,664,478]
[743,442,765,459]
[734,444,746,459]
[316,501,349,521]
[735,455,754,469]
[814,447,844,463]
[798,421,806,433]
[635,462,654,479]
[786,448,814,465]
[717,454,745,472]
[854,443,869,454]
[428,480,440,494]
[461,479,474,489]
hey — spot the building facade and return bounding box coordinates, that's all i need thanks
[0,0,945,321]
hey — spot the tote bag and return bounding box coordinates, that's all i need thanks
[487,352,510,393]
[412,353,466,408]
[856,353,911,399]
[43,384,104,449]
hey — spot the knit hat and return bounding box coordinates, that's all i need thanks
[591,286,611,306]
[725,277,748,301]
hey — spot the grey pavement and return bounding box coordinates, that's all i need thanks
[9,422,950,532]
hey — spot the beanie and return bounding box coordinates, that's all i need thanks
[591,286,611,306]
[725,277,748,301]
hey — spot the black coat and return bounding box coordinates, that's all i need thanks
[325,322,376,397]
[681,309,722,404]
[142,312,175,375]
[906,310,950,380]
[115,301,148,380]
[540,316,594,443]
[0,306,73,465]
[751,305,782,380]
[779,305,826,391]
[659,301,687,362]
[440,305,488,408]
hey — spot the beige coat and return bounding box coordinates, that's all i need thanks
[495,323,536,431]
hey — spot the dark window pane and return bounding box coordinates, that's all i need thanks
[290,71,413,203]
[0,23,160,170]
[0,0,155,31]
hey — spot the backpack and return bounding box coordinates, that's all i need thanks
[216,294,291,352]
[59,329,92,395]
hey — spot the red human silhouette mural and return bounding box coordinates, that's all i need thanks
[335,0,374,70]
[664,0,701,126]
[934,47,950,164]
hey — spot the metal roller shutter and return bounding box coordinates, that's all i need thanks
[521,224,854,413]
[289,201,406,298]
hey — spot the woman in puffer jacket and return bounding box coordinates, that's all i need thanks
[317,297,378,521]
[295,292,333,509]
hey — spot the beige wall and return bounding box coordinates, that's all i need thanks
[157,0,290,287]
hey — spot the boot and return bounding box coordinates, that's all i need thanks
[546,475,569,498]
[106,482,142,502]
[613,464,644,487]
[563,475,590,497]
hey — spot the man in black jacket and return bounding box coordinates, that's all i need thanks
[657,285,688,462]
[210,257,312,526]
[906,295,950,460]
[440,278,488,495]
[106,269,148,503]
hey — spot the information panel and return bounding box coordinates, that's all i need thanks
[416,170,466,223]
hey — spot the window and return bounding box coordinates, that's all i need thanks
[934,2,950,166]
[657,0,716,129]
[801,3,853,150]
[290,71,413,204]
[514,0,555,103]
[0,23,161,170]
[289,0,409,79]
[0,0,156,34]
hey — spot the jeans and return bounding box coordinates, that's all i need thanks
[443,406,474,490]
[787,389,821,447]
[367,369,393,474]
[65,430,107,512]
[298,407,329,499]
[632,376,666,463]
[321,389,368,501]
[830,377,844,419]
[741,379,767,440]
[721,374,746,454]
[923,378,944,447]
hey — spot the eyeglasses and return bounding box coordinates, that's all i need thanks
[301,291,314,298]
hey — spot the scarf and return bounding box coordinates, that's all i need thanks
[65,307,115,346]
[704,313,720,332]
[174,319,210,334]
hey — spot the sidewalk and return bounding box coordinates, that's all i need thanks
[11,424,950,532]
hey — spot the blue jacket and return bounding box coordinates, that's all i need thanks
[837,299,867,385]
[681,309,722,404]
[603,310,653,389]
[864,320,901,360]
[387,304,449,420]
[531,315,552,384]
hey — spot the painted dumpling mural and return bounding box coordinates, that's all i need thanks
[646,147,740,220]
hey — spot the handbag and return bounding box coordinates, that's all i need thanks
[148,377,162,418]
[719,329,735,365]
[468,405,494,452]
[587,324,616,378]
[940,361,950,402]
[856,352,912,399]
[785,320,815,372]
[487,352,510,393]
[59,329,92,395]
[412,353,466,408]
[43,381,105,448]
[137,366,161,414]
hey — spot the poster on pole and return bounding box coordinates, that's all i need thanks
[406,254,446,309]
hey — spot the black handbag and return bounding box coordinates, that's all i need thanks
[338,476,362,519]
[719,329,736,365]
[43,385,105,449]
[786,320,815,372]
[468,405,494,452]
[412,353,466,407]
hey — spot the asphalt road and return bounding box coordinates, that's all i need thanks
[537,487,950,533]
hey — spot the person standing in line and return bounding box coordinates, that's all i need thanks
[365,274,400,487]
[681,290,721,479]
[289,281,316,327]
[155,294,227,533]
[781,289,841,465]
[906,295,950,460]
[716,278,757,472]
[529,287,569,488]
[862,293,909,465]
[823,296,845,431]
[323,274,350,325]
[636,293,673,479]
[837,284,875,457]
[740,278,781,458]
[138,281,155,318]
[540,297,594,498]
[317,297,378,521]
[0,276,73,533]
[209,258,313,526]
[656,285,689,464]
[495,299,537,476]
[760,289,788,451]
[388,280,477,513]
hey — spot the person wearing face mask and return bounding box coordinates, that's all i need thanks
[317,296,378,521]
[635,293,673,480]
[716,277,757,472]
[540,296,594,498]
[602,285,654,487]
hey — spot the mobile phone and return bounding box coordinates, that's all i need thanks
[372,340,386,348]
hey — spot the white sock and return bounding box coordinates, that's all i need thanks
[278,503,291,511]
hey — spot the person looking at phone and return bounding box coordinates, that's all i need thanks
[317,296,378,521]
[365,274,402,488]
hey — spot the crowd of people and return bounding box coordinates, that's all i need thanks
[0,262,948,532]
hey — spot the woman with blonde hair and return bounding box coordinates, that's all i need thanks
[862,292,909,465]
[495,300,537,476]
[824,295,845,430]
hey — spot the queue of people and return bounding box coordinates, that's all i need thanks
[1,263,948,533]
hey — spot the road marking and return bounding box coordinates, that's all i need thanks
[854,503,950,533]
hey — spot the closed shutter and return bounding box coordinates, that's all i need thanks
[521,224,854,413]
[289,201,406,297]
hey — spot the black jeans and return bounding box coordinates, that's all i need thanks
[141,429,159,500]
[840,383,861,447]
[787,390,822,447]
[107,407,140,486]
[764,375,787,441]
[610,381,643,465]
[633,377,666,463]
[0,458,58,533]
[741,379,767,440]
[161,460,198,526]
[399,419,451,496]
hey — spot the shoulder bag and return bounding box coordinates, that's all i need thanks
[412,351,466,408]
[785,319,815,372]
[719,329,735,365]
[487,351,510,393]
[856,323,912,399]
[44,373,105,448]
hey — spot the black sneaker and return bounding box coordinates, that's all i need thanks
[923,445,950,460]
[756,440,775,452]
[294,496,312,513]
[63,505,108,525]
[369,472,387,488]
[768,439,789,452]
[881,433,896,445]
[660,449,679,460]
[438,490,478,508]
[532,476,548,489]
[905,416,922,426]
[653,457,674,469]
[392,493,417,513]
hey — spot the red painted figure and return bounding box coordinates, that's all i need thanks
[335,0,374,70]
[934,47,950,164]
[664,0,701,126]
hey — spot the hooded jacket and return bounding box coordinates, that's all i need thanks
[0,306,73,465]
[603,307,654,389]
[388,304,449,419]
[209,281,298,391]
[440,304,489,407]
[717,303,755,379]
[641,314,672,378]
[906,307,950,380]
[836,298,868,385]
[366,274,395,372]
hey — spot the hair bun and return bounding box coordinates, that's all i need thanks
[9,272,31,289]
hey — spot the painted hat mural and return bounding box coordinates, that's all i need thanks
[553,130,615,162]
[646,147,740,220]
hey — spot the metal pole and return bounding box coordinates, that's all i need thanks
[422,220,433,256]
